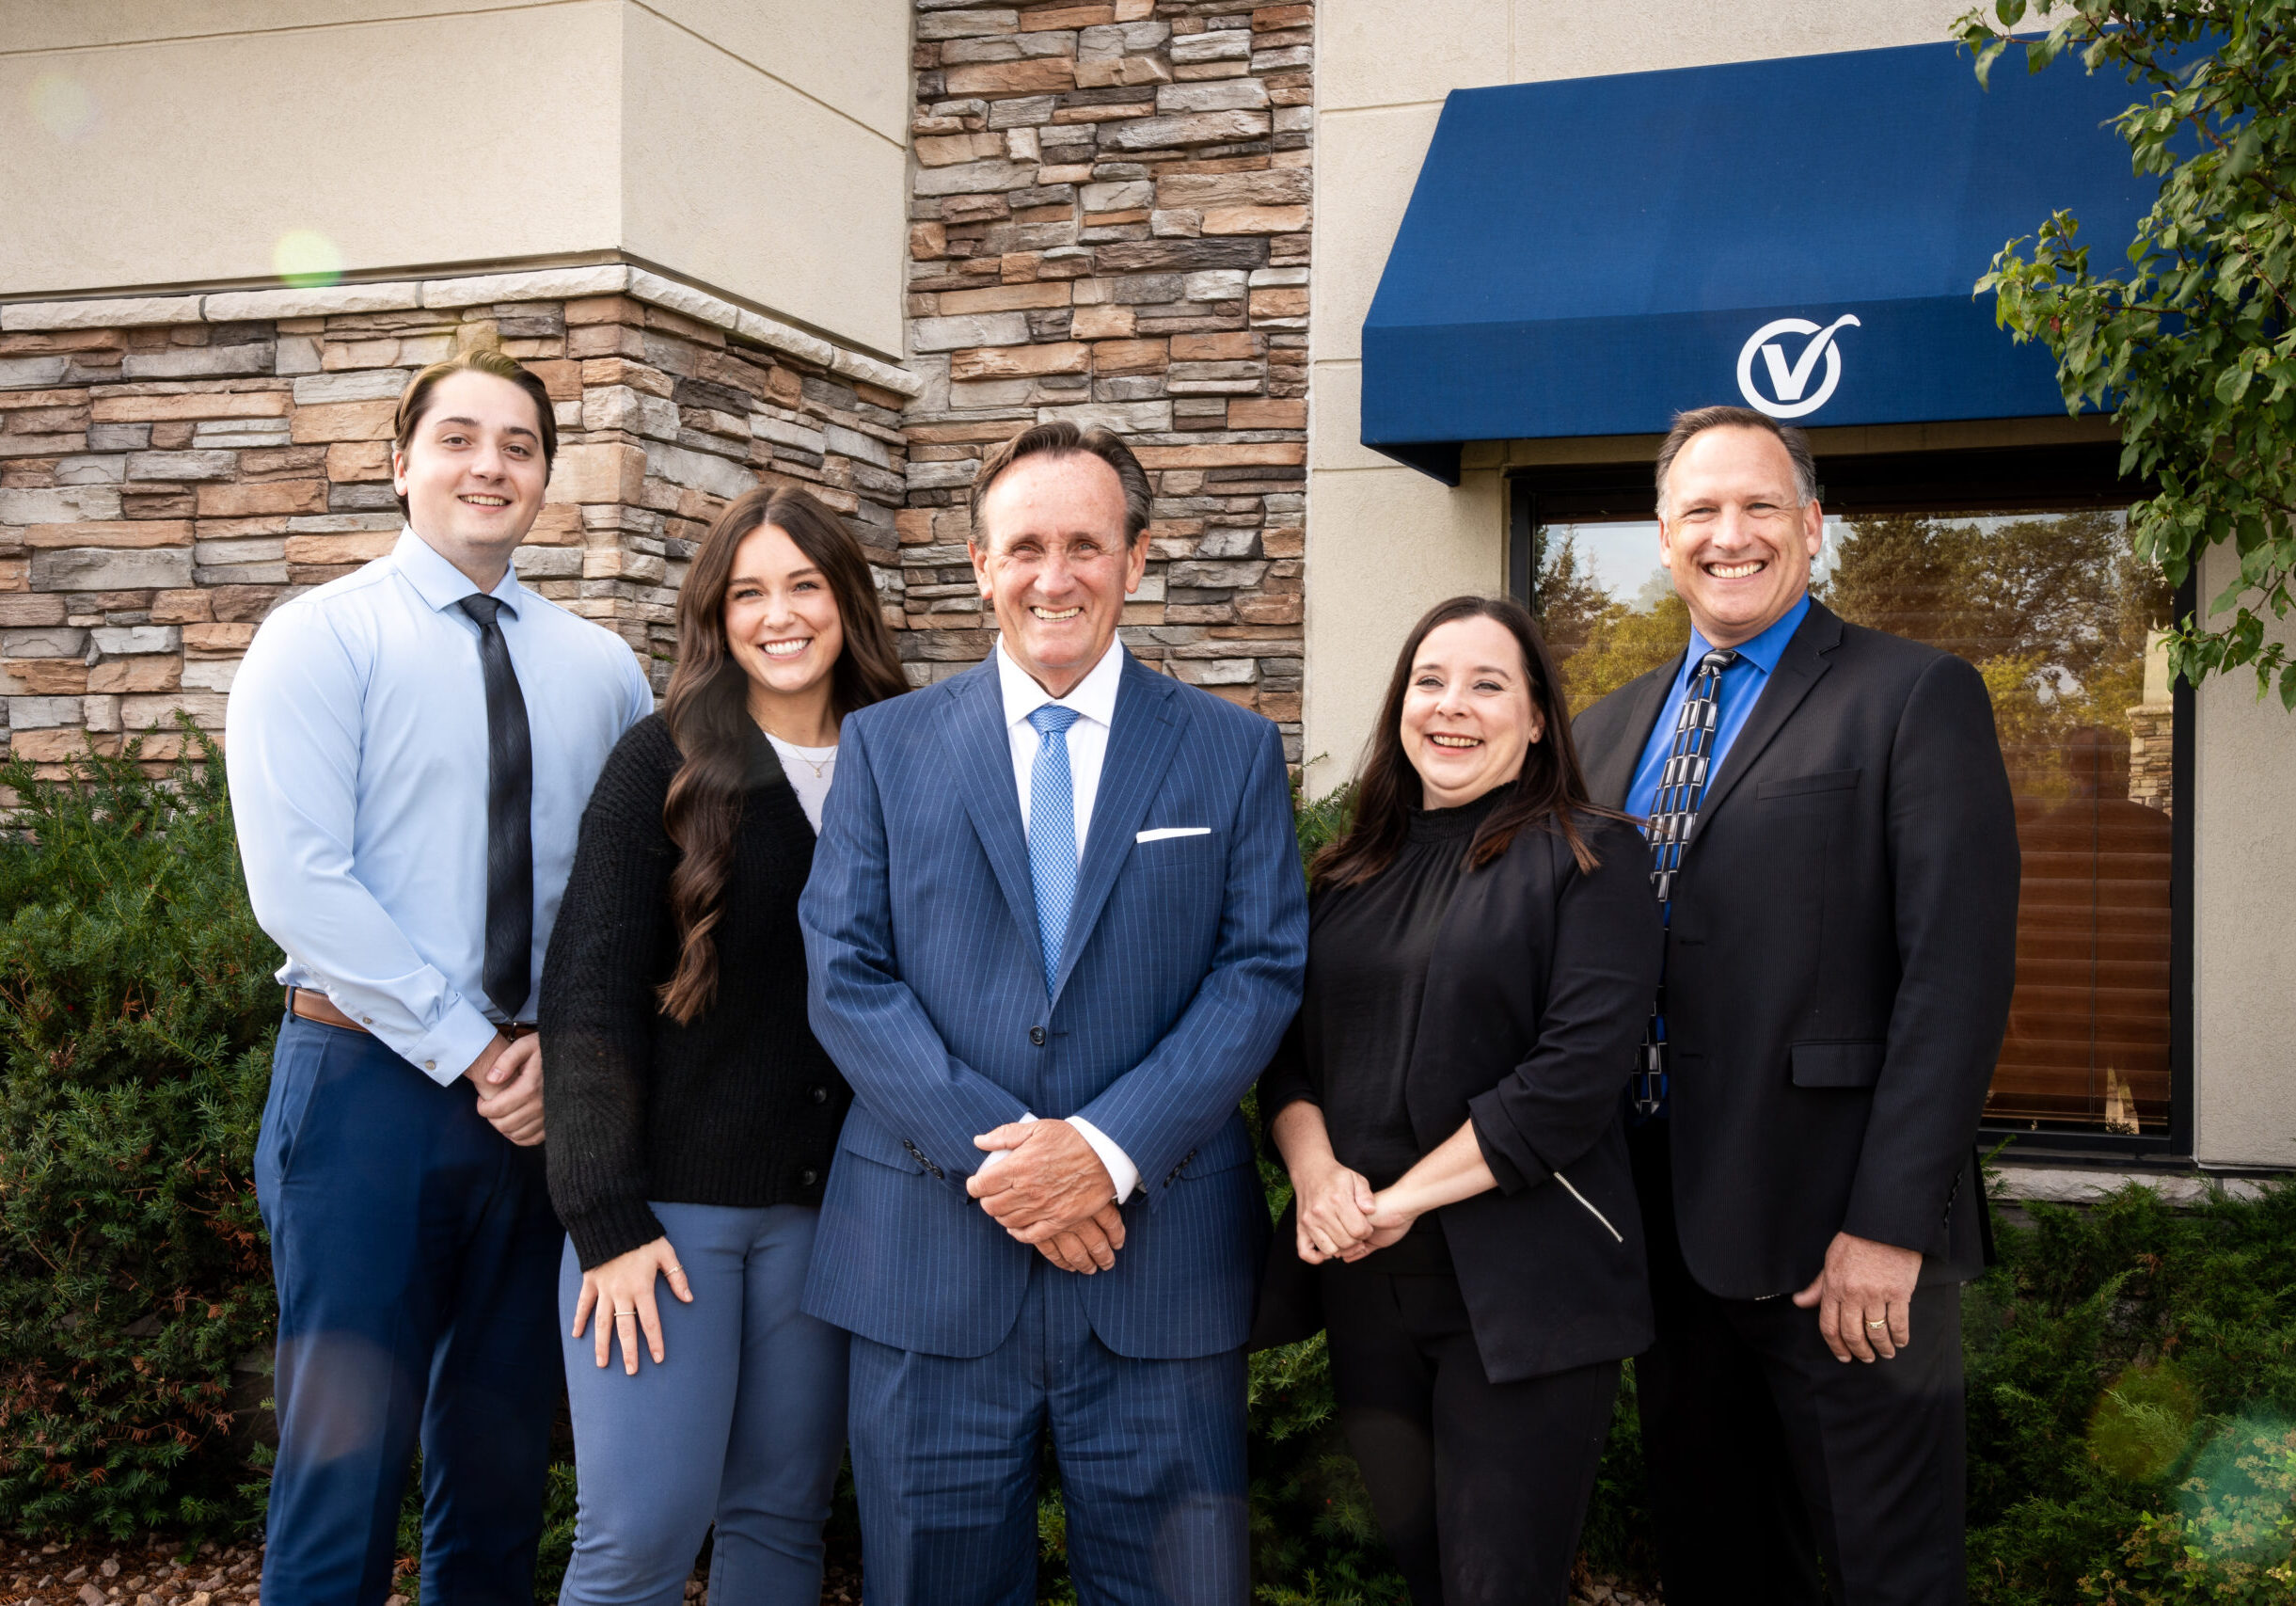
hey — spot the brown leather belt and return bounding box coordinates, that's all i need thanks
[286,987,536,1040]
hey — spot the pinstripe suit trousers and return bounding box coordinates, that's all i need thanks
[847,1254,1249,1606]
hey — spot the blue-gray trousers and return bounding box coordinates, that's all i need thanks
[557,1202,848,1606]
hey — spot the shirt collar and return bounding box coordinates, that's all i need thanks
[1688,591,1811,679]
[997,636,1126,734]
[392,526,526,618]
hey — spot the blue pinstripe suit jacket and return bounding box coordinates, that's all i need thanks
[799,650,1307,1360]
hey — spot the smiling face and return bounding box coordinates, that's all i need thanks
[725,522,845,714]
[970,451,1146,697]
[390,369,549,588]
[1657,425,1825,648]
[1400,614,1546,809]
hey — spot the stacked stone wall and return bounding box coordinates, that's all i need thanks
[900,0,1314,759]
[0,275,913,773]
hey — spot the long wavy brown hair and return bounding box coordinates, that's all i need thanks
[1312,595,1616,892]
[658,486,908,1022]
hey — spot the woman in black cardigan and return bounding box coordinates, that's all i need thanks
[1259,595,1661,1606]
[540,485,907,1606]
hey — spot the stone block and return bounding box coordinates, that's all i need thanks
[1204,205,1308,234]
[942,59,1075,96]
[752,416,828,454]
[1134,442,1304,469]
[120,343,276,380]
[8,695,85,728]
[87,656,182,694]
[1037,400,1174,432]
[645,442,756,501]
[120,692,230,729]
[911,312,1033,353]
[549,443,648,505]
[183,622,256,652]
[2,659,88,694]
[92,391,293,423]
[1171,657,1255,684]
[194,537,288,565]
[0,595,67,627]
[939,283,1072,314]
[193,421,293,448]
[1250,265,1310,285]
[941,33,1074,65]
[1227,397,1306,429]
[513,547,584,580]
[916,8,1020,39]
[87,422,151,451]
[0,485,123,523]
[0,358,71,390]
[906,459,981,491]
[825,425,895,469]
[126,450,238,482]
[1078,20,1169,56]
[1170,29,1251,64]
[733,310,837,369]
[1158,169,1312,209]
[418,265,630,310]
[196,480,327,517]
[150,590,214,624]
[1101,110,1270,151]
[949,342,1091,380]
[91,626,182,655]
[1070,304,1137,340]
[285,512,404,534]
[4,628,87,658]
[1026,3,1113,26]
[1096,239,1268,273]
[293,370,412,405]
[327,440,394,482]
[180,658,240,692]
[0,296,203,331]
[204,284,422,320]
[1157,80,1270,113]
[911,158,1046,199]
[1251,44,1310,70]
[916,132,1008,166]
[1073,56,1171,88]
[289,401,396,444]
[282,531,398,565]
[1092,339,1168,375]
[987,96,1058,129]
[55,455,127,486]
[23,519,191,549]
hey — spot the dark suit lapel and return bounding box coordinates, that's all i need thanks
[940,660,1040,958]
[1688,599,1843,840]
[1051,655,1182,1004]
[1583,656,1682,810]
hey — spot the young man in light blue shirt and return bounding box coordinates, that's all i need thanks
[227,349,652,1606]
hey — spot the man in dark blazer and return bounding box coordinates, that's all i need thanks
[799,421,1307,1604]
[1572,406,2019,1605]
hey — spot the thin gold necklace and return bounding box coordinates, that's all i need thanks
[753,716,837,777]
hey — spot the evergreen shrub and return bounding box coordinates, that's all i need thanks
[0,731,280,1538]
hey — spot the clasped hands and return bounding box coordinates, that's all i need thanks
[466,1031,545,1146]
[968,1119,1125,1276]
[1291,1156,1417,1264]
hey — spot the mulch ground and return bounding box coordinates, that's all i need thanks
[3,1535,1641,1604]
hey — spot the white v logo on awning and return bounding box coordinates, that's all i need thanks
[1758,315,1863,402]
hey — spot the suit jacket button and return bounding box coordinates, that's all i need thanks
[800,1168,818,1186]
[1030,1026,1046,1046]
[810,1086,829,1105]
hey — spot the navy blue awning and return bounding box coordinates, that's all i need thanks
[1360,40,2160,483]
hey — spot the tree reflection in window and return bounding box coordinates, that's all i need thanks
[1534,509,2175,1135]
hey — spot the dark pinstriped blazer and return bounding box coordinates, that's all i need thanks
[798,649,1308,1360]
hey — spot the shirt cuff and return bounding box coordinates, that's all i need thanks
[1067,1117,1139,1204]
[393,998,502,1088]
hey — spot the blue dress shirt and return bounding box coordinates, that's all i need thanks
[225,529,653,1084]
[1624,594,1813,826]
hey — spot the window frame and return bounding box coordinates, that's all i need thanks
[1507,442,2194,1160]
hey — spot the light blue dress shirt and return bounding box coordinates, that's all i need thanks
[225,528,653,1085]
[1623,592,1813,825]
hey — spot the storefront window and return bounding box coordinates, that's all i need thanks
[1534,507,2176,1136]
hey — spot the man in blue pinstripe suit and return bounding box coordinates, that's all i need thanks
[799,421,1307,1604]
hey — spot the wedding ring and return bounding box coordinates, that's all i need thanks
[614,1308,638,1318]
[1866,1319,1887,1328]
[664,1264,684,1275]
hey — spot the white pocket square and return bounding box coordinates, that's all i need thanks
[1136,826,1211,843]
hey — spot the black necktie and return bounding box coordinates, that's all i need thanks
[458,595,534,1022]
[1632,647,1738,1119]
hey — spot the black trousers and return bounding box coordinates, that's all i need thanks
[1628,1124,1968,1606]
[1321,1261,1620,1606]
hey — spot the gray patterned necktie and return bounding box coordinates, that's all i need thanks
[457,595,534,1022]
[1633,647,1738,1119]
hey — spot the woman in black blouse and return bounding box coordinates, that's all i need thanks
[540,485,907,1606]
[1259,595,1662,1606]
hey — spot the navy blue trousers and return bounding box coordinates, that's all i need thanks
[255,1016,562,1606]
[847,1254,1249,1606]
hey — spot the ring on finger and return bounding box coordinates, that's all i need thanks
[614,1308,638,1318]
[1865,1318,1888,1329]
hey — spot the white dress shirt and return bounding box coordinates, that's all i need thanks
[225,528,654,1084]
[983,638,1140,1202]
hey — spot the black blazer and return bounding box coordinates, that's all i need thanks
[1257,814,1662,1385]
[1573,600,2019,1297]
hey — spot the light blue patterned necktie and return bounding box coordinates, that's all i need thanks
[1025,704,1084,993]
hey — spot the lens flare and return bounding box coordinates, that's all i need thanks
[29,72,96,140]
[273,230,344,289]
[2087,1360,2199,1483]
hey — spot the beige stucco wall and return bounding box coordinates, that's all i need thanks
[0,0,909,358]
[2192,542,2296,1169]
[1304,0,1985,788]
